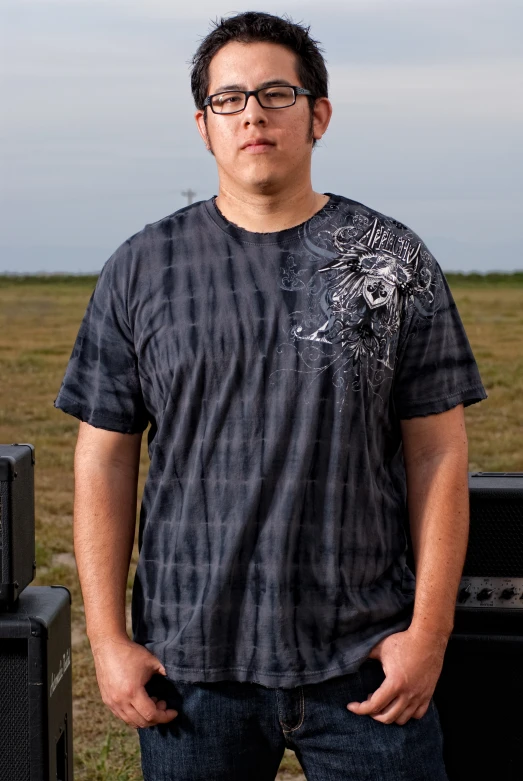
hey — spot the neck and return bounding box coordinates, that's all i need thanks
[215,183,329,233]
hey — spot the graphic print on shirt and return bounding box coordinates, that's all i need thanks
[272,206,437,409]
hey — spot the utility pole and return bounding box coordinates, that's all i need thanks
[182,188,197,206]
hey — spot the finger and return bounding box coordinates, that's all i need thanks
[347,678,398,716]
[393,704,419,726]
[128,702,155,729]
[369,696,407,725]
[134,688,178,725]
[374,692,427,725]
[151,695,167,710]
[153,706,178,723]
[413,702,429,719]
[125,701,177,729]
[148,691,170,710]
[134,688,170,723]
[109,702,143,729]
[149,695,168,711]
[368,643,383,660]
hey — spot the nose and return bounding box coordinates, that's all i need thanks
[242,93,267,125]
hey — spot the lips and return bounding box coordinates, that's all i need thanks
[241,138,275,149]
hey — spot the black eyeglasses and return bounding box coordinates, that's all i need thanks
[203,85,314,115]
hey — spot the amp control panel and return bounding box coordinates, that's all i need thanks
[456,577,523,609]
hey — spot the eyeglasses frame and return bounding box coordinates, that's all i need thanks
[203,85,315,115]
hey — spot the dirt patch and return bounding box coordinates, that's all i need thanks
[72,624,87,648]
[73,699,88,722]
[52,552,77,569]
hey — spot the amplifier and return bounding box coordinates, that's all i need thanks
[433,472,523,781]
[457,472,523,612]
[0,586,73,781]
[0,444,36,607]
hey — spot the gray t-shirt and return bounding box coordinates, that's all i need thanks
[54,193,486,688]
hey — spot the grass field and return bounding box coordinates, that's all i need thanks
[0,273,522,780]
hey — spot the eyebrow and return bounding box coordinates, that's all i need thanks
[212,79,294,93]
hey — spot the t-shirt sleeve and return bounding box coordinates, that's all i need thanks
[392,247,487,420]
[54,241,149,434]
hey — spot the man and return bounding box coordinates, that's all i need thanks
[55,11,486,781]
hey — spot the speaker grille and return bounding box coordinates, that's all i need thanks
[0,639,30,780]
[466,490,523,576]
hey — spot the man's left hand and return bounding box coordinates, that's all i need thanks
[346,627,448,725]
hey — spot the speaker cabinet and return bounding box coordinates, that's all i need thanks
[0,586,73,781]
[434,632,523,781]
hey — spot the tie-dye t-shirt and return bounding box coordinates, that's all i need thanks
[54,193,486,688]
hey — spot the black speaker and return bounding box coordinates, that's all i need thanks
[433,472,523,781]
[0,586,73,781]
[0,444,36,607]
[435,633,523,781]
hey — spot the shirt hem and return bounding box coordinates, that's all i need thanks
[54,390,148,434]
[157,616,412,689]
[162,655,370,689]
[397,384,487,420]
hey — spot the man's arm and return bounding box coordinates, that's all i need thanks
[347,403,469,725]
[74,421,178,728]
[402,403,469,639]
[74,421,141,643]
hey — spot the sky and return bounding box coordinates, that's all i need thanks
[1,0,522,273]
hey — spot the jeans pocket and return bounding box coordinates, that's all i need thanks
[358,658,385,697]
[145,673,185,711]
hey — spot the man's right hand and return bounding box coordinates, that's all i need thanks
[90,635,179,728]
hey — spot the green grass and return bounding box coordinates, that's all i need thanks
[0,274,99,288]
[0,273,521,779]
[1,271,522,288]
[445,272,523,288]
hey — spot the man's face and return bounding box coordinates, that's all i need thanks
[195,41,331,194]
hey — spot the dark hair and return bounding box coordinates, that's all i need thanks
[190,11,329,113]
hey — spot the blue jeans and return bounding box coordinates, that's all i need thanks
[138,659,448,780]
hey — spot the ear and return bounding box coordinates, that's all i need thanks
[312,97,333,141]
[195,109,211,150]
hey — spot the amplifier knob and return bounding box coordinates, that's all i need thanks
[500,587,517,600]
[457,585,472,604]
[476,588,494,601]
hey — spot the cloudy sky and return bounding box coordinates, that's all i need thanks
[1,0,522,272]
